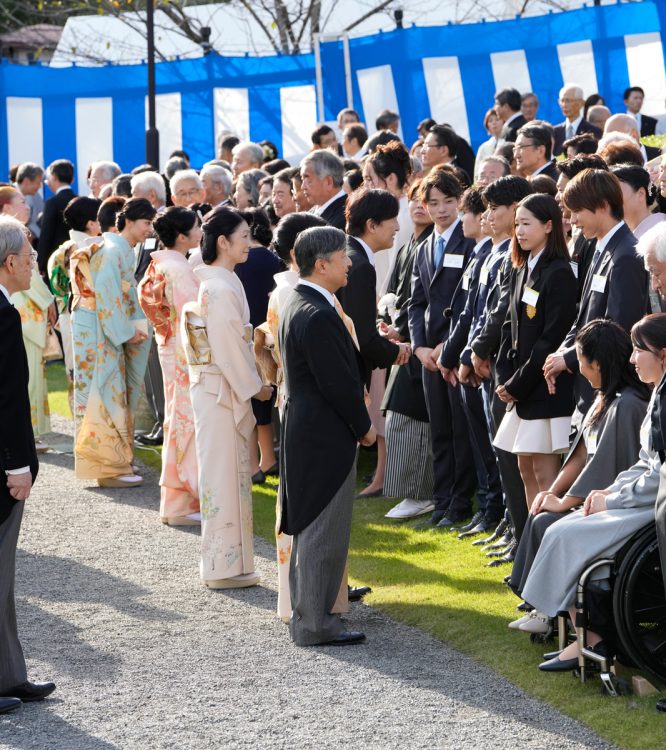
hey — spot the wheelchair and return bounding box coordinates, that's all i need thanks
[555,523,666,696]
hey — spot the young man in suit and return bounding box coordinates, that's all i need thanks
[408,169,476,526]
[495,88,525,143]
[37,159,76,274]
[553,84,601,157]
[544,169,648,418]
[624,85,657,137]
[0,216,56,712]
[514,123,558,180]
[279,226,375,647]
[300,151,347,230]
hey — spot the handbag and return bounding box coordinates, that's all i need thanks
[43,325,64,363]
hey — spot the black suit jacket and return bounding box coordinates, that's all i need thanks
[640,114,657,138]
[0,293,38,526]
[498,257,577,419]
[37,187,76,273]
[553,119,601,157]
[501,113,526,143]
[319,194,347,231]
[278,284,371,535]
[453,136,476,184]
[534,161,559,181]
[645,144,661,162]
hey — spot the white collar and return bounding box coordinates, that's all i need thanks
[473,238,489,255]
[505,111,522,126]
[354,236,375,266]
[566,113,583,131]
[597,221,625,254]
[527,248,544,273]
[298,278,336,307]
[56,185,71,194]
[316,189,346,215]
[0,282,10,302]
[531,161,551,176]
[434,217,460,245]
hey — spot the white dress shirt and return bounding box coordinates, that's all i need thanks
[315,189,346,216]
[298,279,336,307]
[565,114,583,138]
[354,236,376,266]
[0,283,10,303]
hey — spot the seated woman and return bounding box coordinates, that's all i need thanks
[509,319,649,632]
[520,313,666,671]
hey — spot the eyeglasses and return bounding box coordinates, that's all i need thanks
[11,250,37,265]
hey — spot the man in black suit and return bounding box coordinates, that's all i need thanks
[300,151,347,230]
[279,226,375,647]
[421,124,472,183]
[624,85,657,137]
[544,168,648,416]
[495,88,525,143]
[36,159,76,274]
[0,217,56,712]
[408,169,476,526]
[553,84,601,157]
[338,188,411,387]
[514,123,558,180]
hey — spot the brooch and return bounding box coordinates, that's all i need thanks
[526,304,537,319]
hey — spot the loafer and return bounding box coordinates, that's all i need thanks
[348,585,371,601]
[2,681,55,702]
[0,697,21,714]
[452,511,483,533]
[385,498,435,519]
[320,630,366,646]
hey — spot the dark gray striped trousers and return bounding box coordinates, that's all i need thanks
[0,502,27,692]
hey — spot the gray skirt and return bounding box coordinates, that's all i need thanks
[384,410,434,500]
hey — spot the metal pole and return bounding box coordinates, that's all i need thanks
[146,0,160,169]
[313,33,325,122]
[342,33,353,109]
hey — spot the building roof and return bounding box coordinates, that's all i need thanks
[0,24,63,52]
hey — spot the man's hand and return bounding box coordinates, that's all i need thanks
[6,471,32,501]
[495,384,514,403]
[583,491,608,516]
[359,426,377,447]
[378,320,401,342]
[531,491,561,515]
[414,346,438,372]
[458,363,480,387]
[438,365,459,387]
[543,353,568,394]
[471,352,491,380]
[393,342,412,366]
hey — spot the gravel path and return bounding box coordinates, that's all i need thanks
[0,418,616,750]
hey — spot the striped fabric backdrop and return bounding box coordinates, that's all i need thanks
[1,1,665,194]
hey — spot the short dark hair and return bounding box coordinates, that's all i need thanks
[153,206,199,248]
[495,87,521,112]
[375,109,400,130]
[420,168,464,202]
[557,154,608,179]
[264,158,291,175]
[517,123,552,160]
[345,188,400,237]
[116,197,157,231]
[48,159,74,185]
[239,206,273,247]
[417,117,437,134]
[312,124,336,147]
[169,149,190,165]
[460,186,486,216]
[220,135,240,153]
[529,174,557,197]
[97,196,125,233]
[259,139,279,162]
[112,173,133,198]
[365,130,401,154]
[274,167,296,187]
[295,226,346,277]
[562,133,598,156]
[428,124,458,158]
[131,163,154,175]
[511,193,569,267]
[272,212,327,263]
[611,163,656,206]
[344,124,368,147]
[16,162,43,183]
[623,86,645,101]
[482,175,532,208]
[344,169,363,192]
[63,196,101,232]
[367,141,412,189]
[201,206,246,264]
[563,168,624,221]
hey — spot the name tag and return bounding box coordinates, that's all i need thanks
[443,253,464,269]
[591,274,607,293]
[521,286,539,307]
[479,266,489,286]
[586,431,598,455]
[144,238,157,250]
[570,261,578,279]
[462,273,470,291]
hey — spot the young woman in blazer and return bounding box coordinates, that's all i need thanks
[494,193,578,509]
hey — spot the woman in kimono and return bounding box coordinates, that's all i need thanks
[138,207,201,525]
[1,186,55,449]
[508,319,649,633]
[70,198,154,487]
[181,206,273,589]
[521,313,666,672]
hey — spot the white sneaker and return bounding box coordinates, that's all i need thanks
[385,498,435,519]
[508,612,533,630]
[518,610,550,634]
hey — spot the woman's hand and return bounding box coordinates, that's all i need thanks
[495,384,515,403]
[583,491,608,516]
[531,491,560,515]
[254,384,274,402]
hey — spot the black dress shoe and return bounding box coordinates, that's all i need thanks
[430,510,446,525]
[348,585,371,601]
[538,654,579,672]
[487,539,517,566]
[2,681,56,702]
[0,697,21,714]
[473,518,509,546]
[517,601,532,612]
[656,698,666,713]
[320,630,366,646]
[251,470,266,485]
[458,518,494,539]
[452,511,483,533]
[264,463,279,477]
[136,429,163,446]
[543,649,562,661]
[436,516,465,529]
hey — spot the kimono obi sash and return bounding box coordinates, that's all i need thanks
[70,242,104,312]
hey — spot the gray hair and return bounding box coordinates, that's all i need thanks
[200,164,232,197]
[410,155,423,173]
[236,168,268,206]
[560,83,584,100]
[0,215,29,266]
[301,150,344,188]
[232,141,264,167]
[597,132,637,151]
[90,160,121,182]
[164,156,189,180]
[169,169,203,196]
[131,171,166,203]
[295,226,346,277]
[16,162,43,183]
[481,155,511,175]
[636,222,666,264]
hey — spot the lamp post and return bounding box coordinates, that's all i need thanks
[146,0,160,169]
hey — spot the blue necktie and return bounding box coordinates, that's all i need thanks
[434,236,446,270]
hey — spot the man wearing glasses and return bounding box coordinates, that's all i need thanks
[514,124,559,181]
[553,83,601,157]
[0,217,56,713]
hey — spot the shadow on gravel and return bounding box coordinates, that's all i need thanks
[0,710,119,750]
[208,582,278,614]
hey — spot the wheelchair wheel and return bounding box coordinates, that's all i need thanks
[612,525,666,684]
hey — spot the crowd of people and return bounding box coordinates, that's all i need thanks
[3,79,666,711]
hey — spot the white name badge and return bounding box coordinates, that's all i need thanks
[570,261,578,278]
[521,286,539,307]
[479,266,489,286]
[144,238,157,250]
[443,253,464,269]
[586,431,598,455]
[591,274,607,293]
[462,273,470,291]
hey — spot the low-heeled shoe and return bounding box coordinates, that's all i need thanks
[2,681,56,702]
[348,585,371,601]
[543,649,562,661]
[321,630,366,646]
[539,642,608,672]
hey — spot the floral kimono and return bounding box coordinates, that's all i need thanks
[70,232,150,480]
[138,250,200,519]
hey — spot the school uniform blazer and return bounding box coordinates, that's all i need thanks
[501,114,526,143]
[408,222,474,350]
[498,256,578,420]
[553,119,601,156]
[319,194,347,231]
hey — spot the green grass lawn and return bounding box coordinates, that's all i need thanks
[47,364,664,748]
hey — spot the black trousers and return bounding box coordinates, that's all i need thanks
[422,367,476,519]
[656,462,666,596]
[509,510,567,597]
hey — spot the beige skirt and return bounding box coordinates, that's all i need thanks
[493,406,571,455]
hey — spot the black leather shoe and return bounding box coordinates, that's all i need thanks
[458,517,495,539]
[348,585,371,601]
[2,681,56,702]
[452,511,483,533]
[656,698,666,713]
[264,463,279,477]
[543,649,562,661]
[472,517,509,546]
[251,470,266,485]
[321,630,366,646]
[487,539,517,566]
[430,510,446,525]
[0,697,21,714]
[517,601,531,612]
[436,516,464,529]
[538,655,579,672]
[136,429,163,446]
